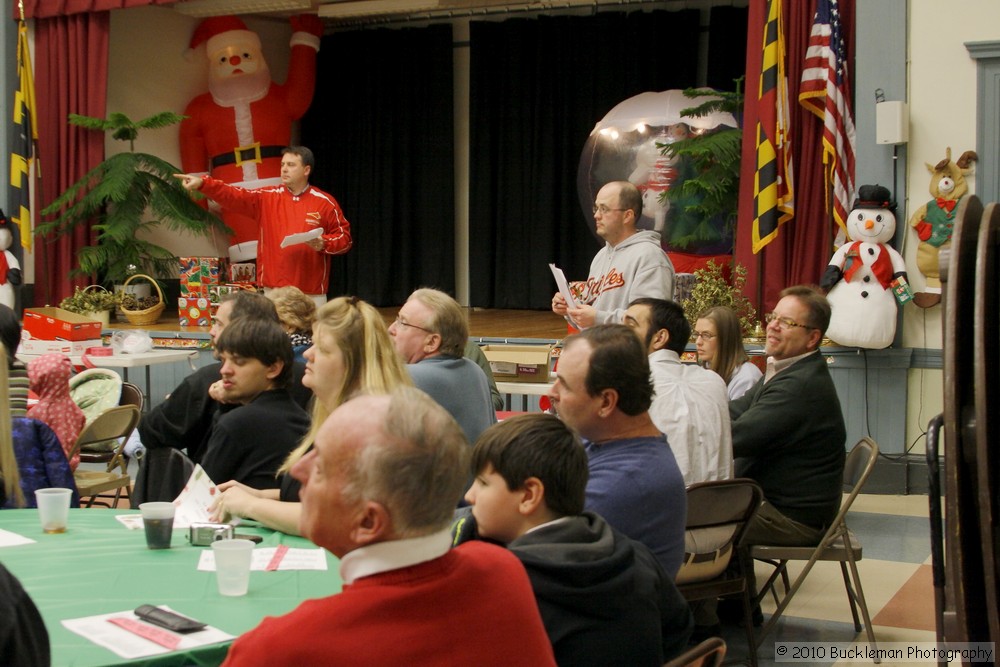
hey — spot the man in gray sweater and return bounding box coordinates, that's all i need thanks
[389,288,495,444]
[552,180,675,328]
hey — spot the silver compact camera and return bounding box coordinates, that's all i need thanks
[188,522,234,546]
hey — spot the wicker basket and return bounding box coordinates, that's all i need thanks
[120,274,166,325]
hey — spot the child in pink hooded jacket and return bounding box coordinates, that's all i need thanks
[27,353,86,470]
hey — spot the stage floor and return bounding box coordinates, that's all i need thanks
[115,308,569,343]
[377,307,568,341]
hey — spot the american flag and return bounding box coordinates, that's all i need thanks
[799,0,855,238]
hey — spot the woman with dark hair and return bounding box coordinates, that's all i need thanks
[694,306,761,400]
[0,305,28,417]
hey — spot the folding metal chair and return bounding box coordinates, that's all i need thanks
[751,437,880,657]
[663,637,726,667]
[69,405,140,508]
[675,479,763,667]
[78,382,143,466]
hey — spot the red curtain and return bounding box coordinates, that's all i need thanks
[735,0,856,314]
[14,0,170,19]
[32,12,110,306]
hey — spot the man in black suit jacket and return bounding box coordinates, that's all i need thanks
[731,285,846,547]
[691,286,846,637]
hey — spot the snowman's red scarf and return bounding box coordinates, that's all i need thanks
[843,241,893,289]
[0,252,7,285]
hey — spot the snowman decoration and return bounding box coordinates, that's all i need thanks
[820,185,912,349]
[0,211,22,310]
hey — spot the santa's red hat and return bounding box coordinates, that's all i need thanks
[189,16,261,57]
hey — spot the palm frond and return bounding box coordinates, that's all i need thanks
[40,109,219,283]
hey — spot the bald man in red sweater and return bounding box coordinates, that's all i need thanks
[222,388,555,667]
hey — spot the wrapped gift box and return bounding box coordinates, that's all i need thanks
[179,257,230,296]
[229,263,256,285]
[177,296,218,327]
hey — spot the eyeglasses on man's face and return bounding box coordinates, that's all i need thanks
[592,204,628,215]
[764,312,816,331]
[393,317,434,334]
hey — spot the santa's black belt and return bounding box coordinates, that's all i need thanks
[211,145,285,169]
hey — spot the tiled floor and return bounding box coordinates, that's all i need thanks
[719,493,940,666]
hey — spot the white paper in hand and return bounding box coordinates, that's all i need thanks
[280,227,323,248]
[549,263,581,329]
[170,465,219,528]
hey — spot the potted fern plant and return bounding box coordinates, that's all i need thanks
[36,111,229,287]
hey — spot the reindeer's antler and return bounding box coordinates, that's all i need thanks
[957,150,978,169]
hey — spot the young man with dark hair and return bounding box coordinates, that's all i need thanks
[199,317,310,488]
[625,297,731,484]
[547,324,686,578]
[457,413,692,666]
[139,291,311,464]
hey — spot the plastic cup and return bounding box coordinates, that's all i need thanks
[212,539,255,596]
[139,502,176,550]
[35,488,73,533]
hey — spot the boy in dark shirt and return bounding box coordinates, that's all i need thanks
[454,414,692,666]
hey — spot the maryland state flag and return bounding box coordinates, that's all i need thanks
[751,0,795,254]
[10,18,38,252]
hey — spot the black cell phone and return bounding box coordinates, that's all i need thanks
[234,533,263,544]
[134,605,206,633]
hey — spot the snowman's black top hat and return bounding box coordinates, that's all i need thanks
[852,184,896,212]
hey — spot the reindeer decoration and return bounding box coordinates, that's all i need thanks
[908,147,977,308]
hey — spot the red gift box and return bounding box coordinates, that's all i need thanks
[178,297,218,327]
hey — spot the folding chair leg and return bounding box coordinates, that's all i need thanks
[753,560,786,608]
[840,562,862,631]
[756,554,823,646]
[739,590,759,667]
[846,557,880,663]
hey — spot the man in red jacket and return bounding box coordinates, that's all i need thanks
[179,15,323,245]
[221,387,556,667]
[176,146,351,304]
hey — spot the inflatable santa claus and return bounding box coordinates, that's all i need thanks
[179,14,323,245]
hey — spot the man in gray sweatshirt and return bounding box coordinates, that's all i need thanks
[552,180,675,328]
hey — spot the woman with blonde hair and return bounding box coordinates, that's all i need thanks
[210,296,411,534]
[694,306,762,400]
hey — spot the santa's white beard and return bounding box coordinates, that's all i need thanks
[209,66,272,106]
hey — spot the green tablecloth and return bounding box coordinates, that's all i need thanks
[0,509,342,666]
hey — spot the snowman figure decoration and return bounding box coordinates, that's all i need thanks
[820,184,912,349]
[0,211,22,310]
